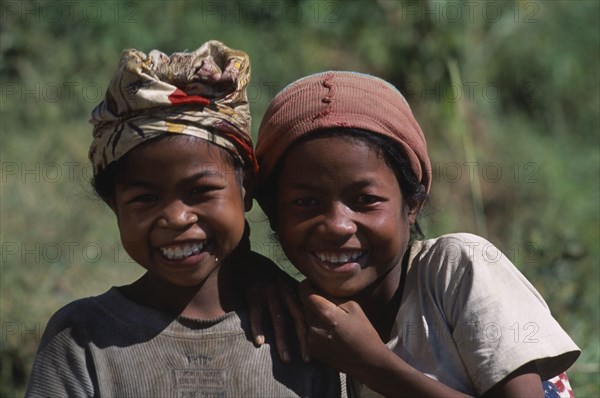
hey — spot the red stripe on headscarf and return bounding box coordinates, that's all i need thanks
[219,129,259,178]
[168,88,211,106]
[217,122,258,177]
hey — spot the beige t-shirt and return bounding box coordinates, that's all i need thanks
[350,233,580,397]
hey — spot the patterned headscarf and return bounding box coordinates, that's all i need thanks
[89,40,257,177]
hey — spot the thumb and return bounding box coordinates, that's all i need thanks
[298,280,339,316]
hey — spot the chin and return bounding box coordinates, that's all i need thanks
[158,275,205,288]
[318,283,361,299]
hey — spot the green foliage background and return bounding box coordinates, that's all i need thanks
[1,0,598,396]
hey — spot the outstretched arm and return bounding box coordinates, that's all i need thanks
[240,252,310,363]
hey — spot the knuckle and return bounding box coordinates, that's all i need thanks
[323,308,336,320]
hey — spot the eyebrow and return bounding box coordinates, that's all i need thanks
[285,178,380,191]
[119,169,226,190]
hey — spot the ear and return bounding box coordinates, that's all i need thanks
[105,196,118,215]
[241,177,253,212]
[268,214,278,233]
[406,185,426,225]
[243,188,253,211]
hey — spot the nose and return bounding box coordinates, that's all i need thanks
[157,200,199,229]
[320,202,357,237]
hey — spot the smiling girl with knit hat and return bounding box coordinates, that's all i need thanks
[254,71,580,397]
[25,42,339,397]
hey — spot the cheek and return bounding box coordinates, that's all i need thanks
[277,225,295,255]
[277,212,307,246]
[209,197,246,239]
[274,204,292,238]
[116,212,138,238]
[369,211,409,255]
[369,209,403,236]
[118,210,154,237]
[117,218,146,255]
[277,222,306,266]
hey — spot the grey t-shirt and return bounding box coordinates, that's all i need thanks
[26,287,340,397]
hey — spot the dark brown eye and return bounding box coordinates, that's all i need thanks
[131,194,157,203]
[293,198,317,206]
[357,195,380,204]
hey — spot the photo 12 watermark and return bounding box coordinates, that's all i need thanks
[2,161,93,184]
[400,320,541,344]
[1,1,139,24]
[1,80,288,105]
[2,241,136,265]
[396,1,540,24]
[195,1,339,24]
[2,322,43,345]
[1,81,104,105]
[432,162,540,184]
[403,81,539,105]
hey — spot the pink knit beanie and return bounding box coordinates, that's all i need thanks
[255,71,432,193]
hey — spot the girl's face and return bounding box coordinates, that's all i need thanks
[276,136,420,298]
[112,137,247,287]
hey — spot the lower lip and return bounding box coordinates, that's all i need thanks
[158,250,210,268]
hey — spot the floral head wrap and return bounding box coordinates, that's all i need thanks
[89,40,257,177]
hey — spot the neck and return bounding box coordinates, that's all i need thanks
[355,255,407,341]
[119,262,244,320]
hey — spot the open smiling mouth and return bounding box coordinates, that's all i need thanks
[312,250,366,264]
[159,241,211,260]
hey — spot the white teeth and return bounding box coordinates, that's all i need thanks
[160,242,206,260]
[315,251,363,264]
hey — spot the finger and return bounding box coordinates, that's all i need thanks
[307,325,329,340]
[298,281,340,322]
[298,279,316,298]
[337,299,361,315]
[280,283,310,362]
[305,324,338,360]
[246,286,265,346]
[266,286,291,363]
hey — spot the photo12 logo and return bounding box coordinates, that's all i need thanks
[1,81,104,104]
[2,161,93,184]
[397,1,539,24]
[432,162,539,184]
[1,1,139,24]
[2,322,42,344]
[196,1,339,23]
[1,241,135,265]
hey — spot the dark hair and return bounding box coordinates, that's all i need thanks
[255,128,428,241]
[91,134,246,204]
[91,159,121,203]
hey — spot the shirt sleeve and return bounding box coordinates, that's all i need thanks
[25,303,95,398]
[431,233,580,395]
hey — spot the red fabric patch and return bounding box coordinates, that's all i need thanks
[168,88,211,106]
